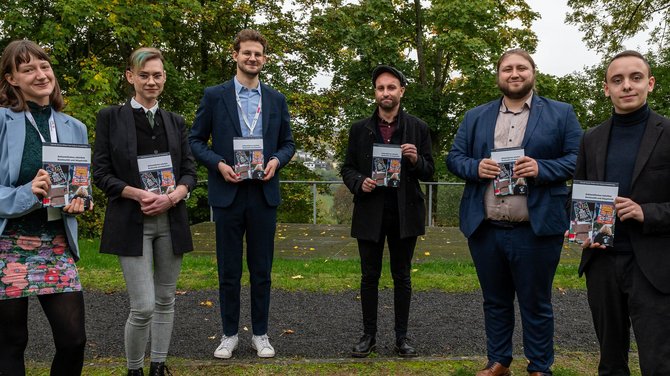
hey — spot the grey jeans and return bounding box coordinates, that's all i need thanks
[118,213,182,369]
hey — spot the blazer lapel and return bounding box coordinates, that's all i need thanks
[159,108,179,170]
[223,83,243,137]
[594,119,612,181]
[521,96,542,148]
[121,102,141,182]
[481,101,499,156]
[7,110,25,184]
[261,83,270,138]
[631,112,664,187]
[53,112,74,143]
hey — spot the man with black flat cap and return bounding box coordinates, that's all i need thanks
[341,65,434,358]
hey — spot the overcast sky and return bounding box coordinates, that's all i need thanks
[527,0,652,76]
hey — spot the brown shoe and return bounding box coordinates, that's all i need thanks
[476,362,512,376]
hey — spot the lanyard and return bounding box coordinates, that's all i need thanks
[25,111,58,143]
[235,89,262,135]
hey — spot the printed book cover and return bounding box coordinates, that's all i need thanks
[233,137,264,180]
[137,153,176,194]
[569,180,619,246]
[42,143,91,207]
[491,147,527,196]
[372,143,402,188]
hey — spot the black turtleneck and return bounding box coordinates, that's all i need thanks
[605,103,649,253]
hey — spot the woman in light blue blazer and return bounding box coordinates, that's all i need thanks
[0,40,91,376]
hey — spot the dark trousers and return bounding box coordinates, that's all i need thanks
[585,253,670,376]
[212,183,276,336]
[357,209,417,339]
[468,221,563,373]
[0,291,86,376]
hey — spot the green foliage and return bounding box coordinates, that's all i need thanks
[566,0,670,54]
[277,162,321,223]
[302,0,540,161]
[332,184,354,224]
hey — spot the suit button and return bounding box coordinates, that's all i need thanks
[152,136,156,140]
[154,150,159,154]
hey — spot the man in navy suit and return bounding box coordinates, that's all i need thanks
[189,29,295,359]
[577,51,670,376]
[446,49,582,376]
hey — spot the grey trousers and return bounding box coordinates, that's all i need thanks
[118,213,182,369]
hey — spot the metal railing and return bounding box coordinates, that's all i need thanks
[203,180,463,226]
[281,180,465,226]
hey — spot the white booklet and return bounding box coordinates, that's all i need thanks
[372,143,402,188]
[42,142,91,207]
[233,137,264,180]
[490,147,527,196]
[137,153,176,194]
[569,180,619,246]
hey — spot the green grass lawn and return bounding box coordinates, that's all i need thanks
[77,238,585,292]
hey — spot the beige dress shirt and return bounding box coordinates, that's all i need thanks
[484,94,533,222]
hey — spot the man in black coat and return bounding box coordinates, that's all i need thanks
[576,50,670,375]
[341,65,434,358]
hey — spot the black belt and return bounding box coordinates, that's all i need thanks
[487,220,530,229]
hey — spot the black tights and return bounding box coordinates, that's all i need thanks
[0,291,86,376]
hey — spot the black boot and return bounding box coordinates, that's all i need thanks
[127,368,144,376]
[351,334,376,358]
[394,337,417,357]
[149,362,173,376]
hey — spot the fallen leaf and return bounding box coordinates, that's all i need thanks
[208,335,216,340]
[424,251,430,256]
[309,247,315,251]
[293,246,299,249]
[411,269,418,273]
[280,329,295,337]
[199,300,214,307]
[291,275,304,279]
[243,326,249,331]
[175,290,187,295]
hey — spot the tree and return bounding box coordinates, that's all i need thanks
[299,0,540,169]
[566,0,670,54]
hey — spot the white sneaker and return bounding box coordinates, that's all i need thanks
[214,334,238,359]
[251,334,276,358]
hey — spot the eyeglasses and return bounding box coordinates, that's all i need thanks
[134,72,165,83]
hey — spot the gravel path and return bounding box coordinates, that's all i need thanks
[25,289,598,361]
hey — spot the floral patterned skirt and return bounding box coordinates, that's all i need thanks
[0,222,82,300]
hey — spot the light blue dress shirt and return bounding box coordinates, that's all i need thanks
[233,76,263,137]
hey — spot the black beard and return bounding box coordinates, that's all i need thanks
[498,80,534,100]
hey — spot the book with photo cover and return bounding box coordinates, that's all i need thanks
[372,143,402,188]
[569,180,619,246]
[490,147,527,196]
[137,153,176,194]
[42,142,91,207]
[233,137,264,180]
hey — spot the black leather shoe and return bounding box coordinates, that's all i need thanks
[149,362,173,376]
[351,334,376,358]
[394,337,418,357]
[127,369,144,376]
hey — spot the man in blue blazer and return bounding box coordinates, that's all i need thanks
[447,49,582,376]
[189,29,295,359]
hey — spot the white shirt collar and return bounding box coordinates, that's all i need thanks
[130,97,159,114]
